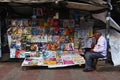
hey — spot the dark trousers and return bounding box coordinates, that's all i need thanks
[84,52,104,69]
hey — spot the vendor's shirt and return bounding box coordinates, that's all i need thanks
[93,36,107,57]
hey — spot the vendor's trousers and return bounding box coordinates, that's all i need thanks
[84,52,104,69]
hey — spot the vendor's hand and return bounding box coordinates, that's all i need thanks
[91,43,95,49]
[90,49,94,53]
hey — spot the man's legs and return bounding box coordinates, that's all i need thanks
[84,52,104,71]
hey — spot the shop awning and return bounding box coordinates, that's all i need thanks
[0,0,107,3]
[0,0,61,3]
[0,0,108,11]
[66,1,107,11]
[109,17,120,31]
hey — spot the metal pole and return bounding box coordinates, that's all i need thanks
[0,17,1,58]
[106,0,112,43]
[106,0,112,63]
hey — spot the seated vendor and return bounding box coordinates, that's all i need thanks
[83,31,107,72]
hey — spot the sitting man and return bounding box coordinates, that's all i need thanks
[83,31,107,72]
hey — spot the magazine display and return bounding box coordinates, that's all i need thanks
[21,54,85,68]
[7,18,93,67]
[8,18,75,58]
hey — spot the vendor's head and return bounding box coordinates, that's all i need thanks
[93,31,102,40]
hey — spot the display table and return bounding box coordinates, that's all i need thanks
[21,54,85,70]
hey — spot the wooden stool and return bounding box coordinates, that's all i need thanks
[93,58,106,70]
[95,58,107,70]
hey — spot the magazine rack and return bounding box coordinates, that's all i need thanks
[21,54,85,70]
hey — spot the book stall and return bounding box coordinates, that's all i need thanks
[7,7,94,69]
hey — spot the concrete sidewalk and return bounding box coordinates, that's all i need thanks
[0,61,120,80]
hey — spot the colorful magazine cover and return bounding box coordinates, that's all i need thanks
[44,51,56,58]
[32,35,41,43]
[64,43,69,51]
[11,19,17,26]
[23,19,29,27]
[52,19,59,27]
[25,27,32,34]
[31,27,37,35]
[49,27,54,35]
[68,43,74,51]
[39,19,44,27]
[43,58,56,65]
[63,59,74,64]
[47,35,53,42]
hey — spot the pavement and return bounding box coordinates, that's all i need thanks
[0,60,120,80]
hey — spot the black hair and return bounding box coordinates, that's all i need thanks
[93,31,102,36]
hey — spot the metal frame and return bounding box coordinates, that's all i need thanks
[0,18,1,58]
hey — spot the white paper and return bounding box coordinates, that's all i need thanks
[109,29,120,66]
